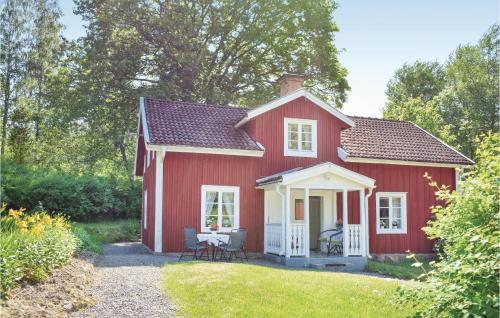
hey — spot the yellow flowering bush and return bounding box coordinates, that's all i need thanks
[0,205,77,297]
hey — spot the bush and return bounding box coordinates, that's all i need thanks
[0,206,77,297]
[397,133,499,317]
[1,161,141,221]
[72,219,141,254]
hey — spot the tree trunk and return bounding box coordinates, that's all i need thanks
[119,140,134,188]
[1,68,11,158]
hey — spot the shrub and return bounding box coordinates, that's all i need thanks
[397,133,499,317]
[0,206,77,297]
[1,161,140,221]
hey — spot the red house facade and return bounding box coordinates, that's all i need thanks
[134,74,473,266]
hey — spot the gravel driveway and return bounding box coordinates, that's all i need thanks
[73,242,176,318]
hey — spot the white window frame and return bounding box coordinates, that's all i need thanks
[201,185,240,233]
[284,117,317,158]
[143,189,148,229]
[376,192,407,234]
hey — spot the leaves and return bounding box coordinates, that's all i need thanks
[397,132,500,317]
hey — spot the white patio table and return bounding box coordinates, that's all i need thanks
[197,232,230,260]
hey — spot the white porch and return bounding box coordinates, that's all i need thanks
[257,162,375,266]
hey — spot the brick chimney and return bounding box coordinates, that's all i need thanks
[279,73,305,96]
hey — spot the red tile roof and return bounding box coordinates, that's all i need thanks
[142,98,473,165]
[143,98,262,151]
[340,117,473,165]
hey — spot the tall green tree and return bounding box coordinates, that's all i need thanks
[0,0,31,157]
[383,25,499,158]
[70,0,349,182]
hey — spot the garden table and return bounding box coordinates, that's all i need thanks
[197,233,230,261]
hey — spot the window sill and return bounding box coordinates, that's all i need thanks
[284,150,317,158]
[376,230,407,235]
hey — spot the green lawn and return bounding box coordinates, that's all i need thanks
[162,262,417,318]
[72,219,140,253]
[366,259,432,280]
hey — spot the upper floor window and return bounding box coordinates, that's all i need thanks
[376,192,407,234]
[201,185,240,232]
[284,118,317,157]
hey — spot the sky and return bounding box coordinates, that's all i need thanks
[60,0,498,118]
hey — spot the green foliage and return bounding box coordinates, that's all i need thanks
[0,207,77,297]
[72,219,141,254]
[1,161,141,221]
[366,259,431,280]
[383,25,499,159]
[397,132,500,317]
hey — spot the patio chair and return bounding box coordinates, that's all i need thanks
[215,229,248,262]
[179,226,209,261]
[318,229,343,256]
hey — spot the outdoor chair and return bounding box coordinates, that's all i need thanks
[318,229,343,256]
[179,226,209,261]
[215,229,248,261]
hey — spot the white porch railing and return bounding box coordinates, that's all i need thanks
[264,224,282,254]
[346,224,362,256]
[290,223,306,256]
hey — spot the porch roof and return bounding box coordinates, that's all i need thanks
[256,161,375,188]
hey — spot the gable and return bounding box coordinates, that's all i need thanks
[235,89,355,128]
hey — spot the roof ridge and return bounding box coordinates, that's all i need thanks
[348,115,412,123]
[143,97,250,111]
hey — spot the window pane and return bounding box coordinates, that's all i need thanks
[379,197,389,207]
[393,197,401,207]
[392,218,402,229]
[288,123,298,132]
[222,203,234,216]
[302,124,312,133]
[393,207,401,218]
[205,191,218,216]
[288,140,298,150]
[221,215,234,228]
[222,192,234,204]
[205,215,218,227]
[380,207,389,218]
[302,132,312,142]
[301,141,312,151]
[379,218,389,229]
[288,131,298,141]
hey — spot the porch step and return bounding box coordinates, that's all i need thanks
[263,253,367,272]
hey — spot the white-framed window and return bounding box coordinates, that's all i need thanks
[143,153,147,173]
[284,118,317,157]
[376,192,407,234]
[143,189,148,229]
[201,185,240,232]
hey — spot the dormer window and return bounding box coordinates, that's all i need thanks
[284,118,317,157]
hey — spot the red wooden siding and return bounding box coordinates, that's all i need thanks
[346,163,455,254]
[141,149,156,251]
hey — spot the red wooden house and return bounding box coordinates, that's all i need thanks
[134,74,473,267]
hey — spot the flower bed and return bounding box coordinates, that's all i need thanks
[0,206,77,297]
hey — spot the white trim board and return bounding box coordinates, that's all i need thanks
[139,97,150,144]
[146,144,264,157]
[235,88,355,128]
[343,156,469,168]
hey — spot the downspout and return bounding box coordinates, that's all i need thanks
[275,184,286,256]
[365,187,374,258]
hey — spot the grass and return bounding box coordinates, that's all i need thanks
[162,262,417,318]
[72,219,140,253]
[366,259,432,280]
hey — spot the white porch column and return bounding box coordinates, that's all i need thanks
[285,186,291,258]
[342,189,348,257]
[359,189,366,256]
[304,187,310,258]
[154,151,165,253]
[263,190,268,254]
[280,187,286,256]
